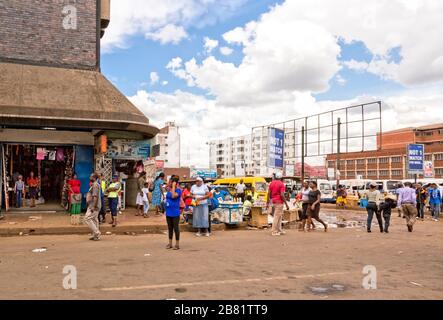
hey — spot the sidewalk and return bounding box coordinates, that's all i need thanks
[0,208,226,237]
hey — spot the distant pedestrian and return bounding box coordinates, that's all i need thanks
[26,171,39,208]
[107,175,121,227]
[142,182,150,218]
[336,185,347,209]
[428,183,441,221]
[84,173,102,241]
[191,177,211,237]
[267,173,290,236]
[165,175,182,250]
[98,173,107,223]
[365,182,383,233]
[397,182,418,232]
[415,183,427,220]
[306,181,328,232]
[379,194,397,233]
[68,173,82,225]
[14,175,25,208]
[136,172,146,216]
[235,179,247,202]
[152,173,165,215]
[295,181,314,232]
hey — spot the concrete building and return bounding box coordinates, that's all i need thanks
[326,123,443,180]
[152,122,181,168]
[209,133,279,178]
[0,0,159,211]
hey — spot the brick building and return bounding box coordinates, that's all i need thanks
[326,123,443,180]
[0,1,159,211]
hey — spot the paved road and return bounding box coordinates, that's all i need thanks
[1,215,442,300]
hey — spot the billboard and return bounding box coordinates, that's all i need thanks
[424,161,435,178]
[105,139,151,160]
[407,144,425,174]
[267,128,284,169]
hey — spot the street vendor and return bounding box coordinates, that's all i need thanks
[336,185,347,209]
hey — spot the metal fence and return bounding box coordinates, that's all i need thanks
[251,101,383,178]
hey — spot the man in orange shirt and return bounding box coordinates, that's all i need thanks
[26,171,39,208]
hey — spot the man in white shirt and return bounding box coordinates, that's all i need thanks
[235,179,247,202]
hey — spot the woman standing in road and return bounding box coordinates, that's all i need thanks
[165,175,182,250]
[152,172,165,216]
[191,177,211,237]
[365,182,383,233]
[306,181,328,232]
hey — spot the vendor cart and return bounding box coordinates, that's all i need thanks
[218,202,243,225]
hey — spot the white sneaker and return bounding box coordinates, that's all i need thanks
[271,232,281,236]
[280,231,287,235]
[195,232,202,237]
[205,232,210,237]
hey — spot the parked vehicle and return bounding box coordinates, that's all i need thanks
[213,177,268,201]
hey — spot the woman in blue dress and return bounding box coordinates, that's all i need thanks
[152,172,165,215]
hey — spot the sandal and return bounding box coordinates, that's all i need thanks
[173,245,180,250]
[166,244,173,249]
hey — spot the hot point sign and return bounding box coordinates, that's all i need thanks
[407,144,425,175]
[267,128,284,169]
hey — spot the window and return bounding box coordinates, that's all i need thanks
[357,159,365,165]
[435,154,443,161]
[367,158,377,164]
[425,154,433,161]
[435,168,443,176]
[379,157,389,164]
[328,161,335,168]
[391,156,402,163]
[346,160,355,166]
[379,170,389,177]
[368,170,377,176]
[357,171,365,177]
[391,170,403,176]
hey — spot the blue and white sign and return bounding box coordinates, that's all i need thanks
[407,144,425,174]
[267,128,284,169]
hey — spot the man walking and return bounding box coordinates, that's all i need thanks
[267,173,289,236]
[84,173,102,241]
[397,182,418,232]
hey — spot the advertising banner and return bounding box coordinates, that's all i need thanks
[267,128,284,169]
[407,144,425,174]
[424,161,435,178]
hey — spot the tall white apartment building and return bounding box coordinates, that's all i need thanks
[209,133,277,177]
[210,128,300,178]
[152,122,181,168]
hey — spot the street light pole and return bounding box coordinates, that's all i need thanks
[336,118,341,189]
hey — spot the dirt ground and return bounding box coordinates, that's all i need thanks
[0,214,442,300]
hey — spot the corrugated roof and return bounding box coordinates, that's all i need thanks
[0,62,158,137]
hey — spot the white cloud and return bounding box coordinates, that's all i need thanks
[150,72,159,85]
[130,89,443,167]
[335,74,347,86]
[166,57,183,70]
[162,81,169,86]
[145,24,188,45]
[101,0,248,52]
[203,37,219,54]
[219,46,234,56]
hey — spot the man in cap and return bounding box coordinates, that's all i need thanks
[397,182,418,232]
[84,173,102,241]
[107,175,122,227]
[267,172,289,236]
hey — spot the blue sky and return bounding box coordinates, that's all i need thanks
[101,0,404,102]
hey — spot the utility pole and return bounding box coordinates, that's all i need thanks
[336,118,341,189]
[301,126,305,183]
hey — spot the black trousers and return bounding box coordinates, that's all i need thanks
[367,203,383,231]
[382,209,391,232]
[166,216,180,241]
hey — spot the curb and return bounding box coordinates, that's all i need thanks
[0,222,228,237]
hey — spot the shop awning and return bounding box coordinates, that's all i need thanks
[0,62,159,138]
